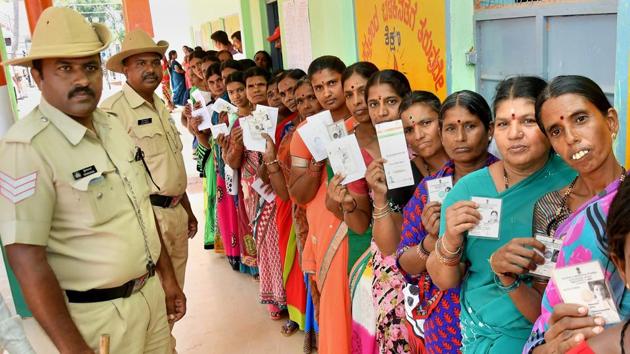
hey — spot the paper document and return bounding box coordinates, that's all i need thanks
[307,110,347,140]
[193,106,213,131]
[426,176,453,204]
[209,123,229,138]
[468,197,502,239]
[326,134,366,185]
[239,105,279,152]
[251,178,276,203]
[211,98,238,115]
[297,119,331,161]
[530,234,563,279]
[376,120,414,189]
[224,165,239,196]
[191,89,209,107]
[553,260,621,324]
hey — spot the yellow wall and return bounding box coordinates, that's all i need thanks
[187,0,241,28]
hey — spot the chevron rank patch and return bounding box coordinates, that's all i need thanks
[0,171,38,204]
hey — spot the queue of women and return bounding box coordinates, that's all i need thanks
[181,53,630,354]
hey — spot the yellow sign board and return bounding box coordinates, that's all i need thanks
[354,0,447,99]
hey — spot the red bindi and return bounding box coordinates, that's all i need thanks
[457,120,461,123]
[511,113,516,120]
[560,116,564,120]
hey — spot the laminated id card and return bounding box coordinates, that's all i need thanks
[468,197,502,239]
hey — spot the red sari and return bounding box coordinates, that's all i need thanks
[277,120,308,329]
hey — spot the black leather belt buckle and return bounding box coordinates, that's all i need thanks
[150,194,173,208]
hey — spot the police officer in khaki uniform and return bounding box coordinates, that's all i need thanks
[0,8,185,353]
[101,30,196,294]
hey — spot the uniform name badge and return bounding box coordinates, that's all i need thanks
[137,117,152,125]
[530,234,563,279]
[72,165,97,180]
[426,176,453,204]
[468,197,502,239]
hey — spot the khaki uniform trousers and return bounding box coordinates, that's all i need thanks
[153,203,188,353]
[153,204,189,289]
[68,276,170,353]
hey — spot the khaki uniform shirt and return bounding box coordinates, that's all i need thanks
[101,84,187,197]
[0,99,161,291]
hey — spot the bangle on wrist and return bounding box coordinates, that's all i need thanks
[265,159,279,166]
[493,273,520,293]
[488,253,504,277]
[372,203,391,219]
[441,234,461,255]
[416,238,431,260]
[372,200,389,211]
[435,238,462,266]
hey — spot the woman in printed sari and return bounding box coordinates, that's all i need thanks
[219,71,258,275]
[396,90,498,354]
[289,55,357,354]
[564,177,630,354]
[346,68,412,353]
[225,66,288,318]
[260,69,307,336]
[523,76,630,353]
[161,57,174,111]
[340,61,380,354]
[204,63,241,268]
[426,78,576,353]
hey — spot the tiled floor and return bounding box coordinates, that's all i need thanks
[0,104,307,353]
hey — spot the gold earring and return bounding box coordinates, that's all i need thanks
[612,132,617,140]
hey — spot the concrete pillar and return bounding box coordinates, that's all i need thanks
[122,0,154,35]
[24,0,52,33]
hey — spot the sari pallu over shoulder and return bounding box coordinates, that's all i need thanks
[523,173,630,354]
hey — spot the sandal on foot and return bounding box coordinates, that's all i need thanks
[269,311,283,320]
[281,320,299,337]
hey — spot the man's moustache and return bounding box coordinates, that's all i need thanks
[143,73,158,81]
[67,87,95,99]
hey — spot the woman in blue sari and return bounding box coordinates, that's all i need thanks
[168,50,187,106]
[426,76,576,353]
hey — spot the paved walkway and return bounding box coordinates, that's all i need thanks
[0,93,306,353]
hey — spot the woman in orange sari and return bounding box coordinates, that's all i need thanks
[289,56,371,354]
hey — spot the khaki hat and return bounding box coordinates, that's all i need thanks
[106,29,168,73]
[3,7,111,67]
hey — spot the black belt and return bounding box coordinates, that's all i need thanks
[65,273,150,303]
[150,194,176,208]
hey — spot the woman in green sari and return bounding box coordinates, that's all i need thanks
[426,77,577,353]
